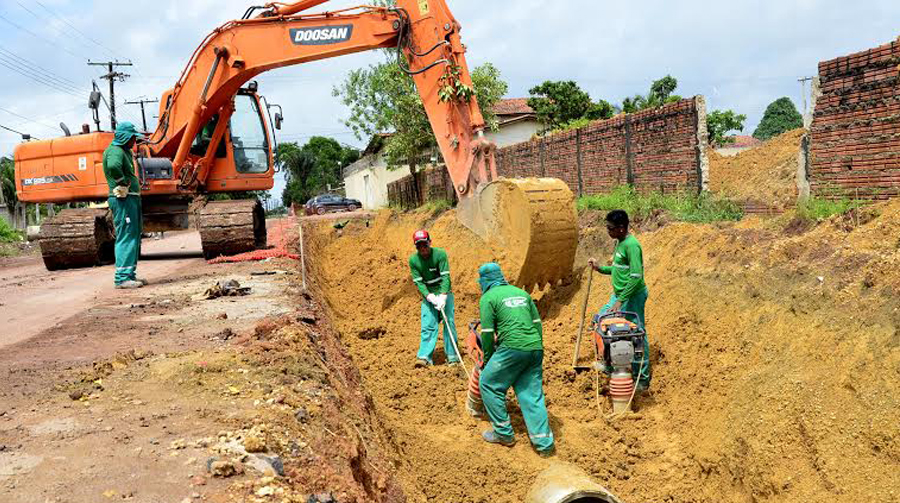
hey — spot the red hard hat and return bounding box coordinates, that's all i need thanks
[413,229,430,244]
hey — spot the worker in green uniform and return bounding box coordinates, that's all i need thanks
[103,122,145,289]
[588,209,651,390]
[408,230,459,367]
[477,262,554,457]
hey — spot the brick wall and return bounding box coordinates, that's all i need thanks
[809,39,900,200]
[496,97,709,195]
[387,168,454,210]
[386,96,708,208]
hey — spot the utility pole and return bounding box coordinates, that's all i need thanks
[798,76,814,126]
[124,98,159,132]
[88,60,132,130]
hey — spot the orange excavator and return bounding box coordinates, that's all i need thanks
[13,0,577,288]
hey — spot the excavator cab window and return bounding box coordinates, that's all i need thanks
[230,93,271,174]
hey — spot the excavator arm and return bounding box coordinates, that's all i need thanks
[150,0,492,200]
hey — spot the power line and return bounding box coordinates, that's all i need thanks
[0,12,88,61]
[22,1,149,84]
[0,106,57,132]
[13,104,86,130]
[0,123,38,140]
[0,47,80,87]
[34,1,122,60]
[0,56,83,97]
[14,1,103,58]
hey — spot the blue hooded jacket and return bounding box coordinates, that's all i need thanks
[111,122,142,147]
[478,262,508,293]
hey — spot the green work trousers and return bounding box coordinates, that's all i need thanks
[109,195,142,285]
[600,287,651,387]
[417,293,459,363]
[479,347,554,452]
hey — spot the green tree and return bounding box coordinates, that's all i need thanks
[0,157,16,208]
[753,97,803,140]
[276,137,359,207]
[333,57,508,195]
[621,75,683,113]
[707,110,747,146]
[301,136,360,191]
[527,80,614,132]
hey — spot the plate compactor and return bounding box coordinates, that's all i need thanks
[590,312,647,414]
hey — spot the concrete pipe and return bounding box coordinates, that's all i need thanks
[526,462,624,503]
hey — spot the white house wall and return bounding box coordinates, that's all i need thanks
[344,157,413,209]
[485,120,540,147]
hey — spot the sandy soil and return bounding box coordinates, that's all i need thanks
[306,206,899,503]
[709,128,806,209]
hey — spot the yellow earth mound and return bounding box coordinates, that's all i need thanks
[710,128,806,209]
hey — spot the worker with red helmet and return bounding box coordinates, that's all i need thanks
[408,229,460,367]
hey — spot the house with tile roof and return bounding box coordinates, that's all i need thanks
[715,135,762,156]
[485,98,541,147]
[343,99,542,209]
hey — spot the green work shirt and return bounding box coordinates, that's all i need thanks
[409,247,451,297]
[479,284,543,362]
[598,234,645,301]
[102,145,140,195]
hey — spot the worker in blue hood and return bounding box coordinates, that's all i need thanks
[103,122,146,289]
[476,263,555,457]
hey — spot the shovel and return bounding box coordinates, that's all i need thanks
[439,305,471,381]
[572,267,595,372]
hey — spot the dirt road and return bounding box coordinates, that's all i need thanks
[0,217,405,503]
[0,231,205,349]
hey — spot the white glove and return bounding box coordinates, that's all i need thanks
[112,185,128,198]
[434,294,447,311]
[426,293,439,306]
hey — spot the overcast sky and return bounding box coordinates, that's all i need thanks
[1,0,899,200]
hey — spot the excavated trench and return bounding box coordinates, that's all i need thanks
[303,206,899,503]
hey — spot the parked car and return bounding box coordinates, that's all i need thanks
[305,194,362,215]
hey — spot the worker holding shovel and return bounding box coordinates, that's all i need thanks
[409,230,460,367]
[588,210,651,390]
[477,262,554,457]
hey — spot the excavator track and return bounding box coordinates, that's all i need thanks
[197,199,267,260]
[38,208,115,271]
[458,178,578,291]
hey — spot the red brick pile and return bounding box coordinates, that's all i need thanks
[810,39,900,200]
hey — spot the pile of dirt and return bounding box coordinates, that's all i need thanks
[709,128,806,209]
[306,206,899,502]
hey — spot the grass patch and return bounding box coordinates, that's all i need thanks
[0,218,23,243]
[796,197,863,222]
[419,198,453,214]
[578,186,743,223]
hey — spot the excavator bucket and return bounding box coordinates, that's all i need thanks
[457,178,578,291]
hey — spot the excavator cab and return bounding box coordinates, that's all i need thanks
[183,88,275,192]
